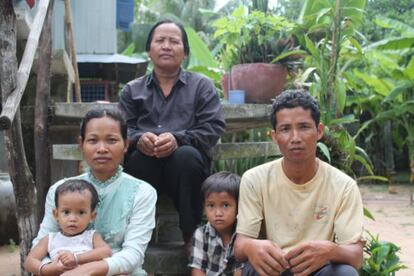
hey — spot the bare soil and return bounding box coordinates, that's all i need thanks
[360,184,414,276]
[1,184,413,276]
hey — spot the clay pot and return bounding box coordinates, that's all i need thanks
[0,174,18,245]
[221,63,288,104]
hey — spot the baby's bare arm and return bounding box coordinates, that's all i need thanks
[75,232,112,264]
[24,236,49,274]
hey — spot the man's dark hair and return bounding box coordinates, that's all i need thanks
[270,89,320,130]
[80,108,127,141]
[145,20,190,56]
[55,179,100,211]
[201,171,241,205]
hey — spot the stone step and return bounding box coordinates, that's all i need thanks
[49,102,273,132]
[143,243,189,275]
[52,141,280,161]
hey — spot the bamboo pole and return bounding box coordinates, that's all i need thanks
[0,0,51,130]
[64,0,81,102]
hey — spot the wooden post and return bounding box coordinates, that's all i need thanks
[35,0,54,223]
[64,0,82,102]
[0,2,37,275]
[0,0,51,130]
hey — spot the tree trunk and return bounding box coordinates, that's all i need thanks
[35,0,54,224]
[0,2,37,275]
[5,111,37,276]
[383,121,395,175]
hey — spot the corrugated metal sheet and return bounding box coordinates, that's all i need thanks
[52,0,117,54]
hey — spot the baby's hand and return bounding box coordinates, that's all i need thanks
[57,251,78,268]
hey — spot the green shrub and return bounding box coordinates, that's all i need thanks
[360,231,406,276]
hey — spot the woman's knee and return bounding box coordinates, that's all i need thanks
[172,145,201,159]
[170,146,207,169]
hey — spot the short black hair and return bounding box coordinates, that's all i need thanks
[201,171,241,204]
[55,179,100,211]
[80,108,127,141]
[145,20,190,56]
[270,89,320,130]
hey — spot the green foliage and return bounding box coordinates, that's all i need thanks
[273,0,304,20]
[296,0,367,124]
[136,0,216,32]
[214,128,274,175]
[185,26,222,83]
[360,0,414,42]
[294,0,378,178]
[7,239,17,253]
[360,231,407,275]
[212,6,301,70]
[348,17,414,175]
[363,207,375,221]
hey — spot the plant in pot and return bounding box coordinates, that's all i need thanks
[213,6,304,104]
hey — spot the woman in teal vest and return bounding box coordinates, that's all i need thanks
[31,108,157,275]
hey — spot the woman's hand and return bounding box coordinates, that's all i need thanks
[60,260,109,276]
[154,132,178,158]
[137,132,157,156]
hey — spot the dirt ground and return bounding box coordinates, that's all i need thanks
[360,184,414,276]
[1,184,413,276]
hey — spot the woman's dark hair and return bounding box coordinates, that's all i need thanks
[270,89,320,130]
[145,20,190,56]
[201,171,241,205]
[80,108,127,141]
[55,179,100,211]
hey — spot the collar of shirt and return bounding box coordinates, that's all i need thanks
[205,222,237,255]
[146,68,187,87]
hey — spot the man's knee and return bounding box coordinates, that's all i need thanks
[242,263,292,276]
[332,264,358,276]
[314,263,357,276]
[242,262,259,276]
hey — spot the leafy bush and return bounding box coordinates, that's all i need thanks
[213,6,300,70]
[360,231,406,276]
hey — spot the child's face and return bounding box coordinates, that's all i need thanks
[204,192,237,235]
[53,190,96,236]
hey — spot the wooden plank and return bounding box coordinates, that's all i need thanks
[53,142,280,161]
[34,0,54,223]
[0,0,51,130]
[64,0,81,102]
[51,102,273,132]
[53,102,117,118]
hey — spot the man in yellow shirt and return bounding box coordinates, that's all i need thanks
[234,90,364,276]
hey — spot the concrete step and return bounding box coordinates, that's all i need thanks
[143,243,189,275]
[52,141,280,161]
[49,102,273,132]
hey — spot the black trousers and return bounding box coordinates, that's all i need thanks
[242,262,358,276]
[124,145,210,240]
